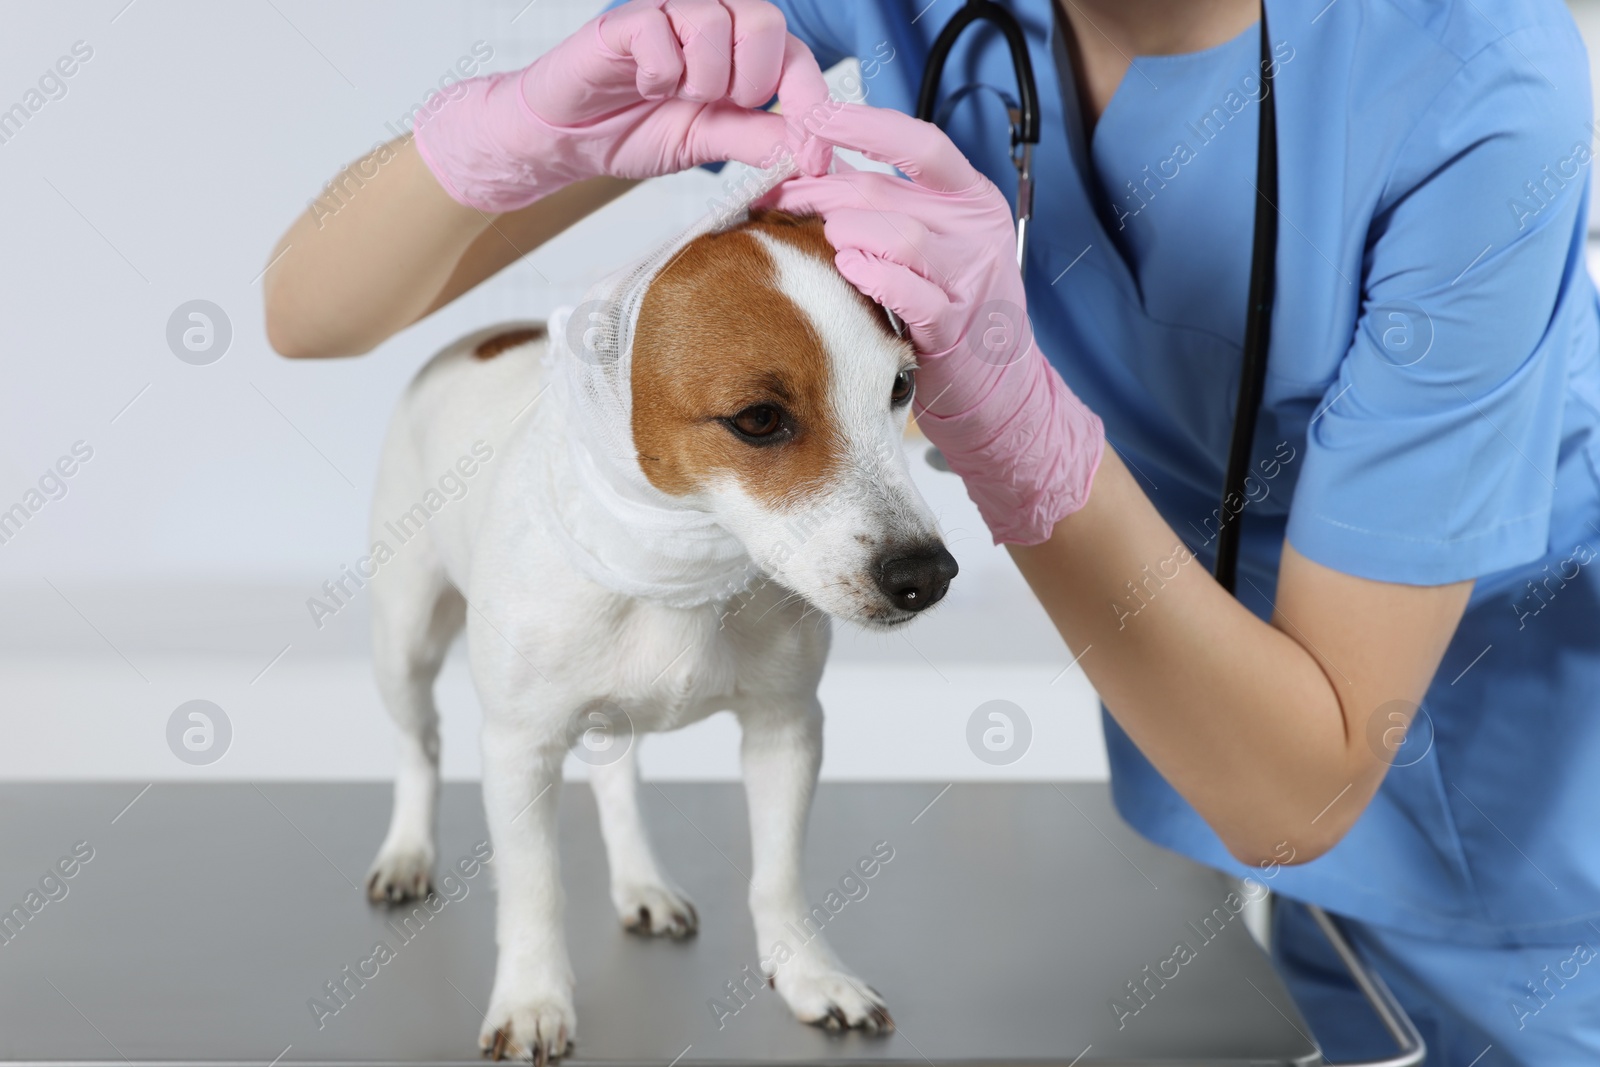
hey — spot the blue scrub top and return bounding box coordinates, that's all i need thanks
[633,0,1600,944]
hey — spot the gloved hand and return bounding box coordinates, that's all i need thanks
[413,0,833,213]
[765,104,1105,546]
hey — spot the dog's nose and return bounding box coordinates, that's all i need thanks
[875,544,959,612]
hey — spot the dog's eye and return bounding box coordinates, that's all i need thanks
[726,404,786,442]
[890,369,916,407]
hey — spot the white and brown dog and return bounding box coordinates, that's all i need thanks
[363,209,956,1063]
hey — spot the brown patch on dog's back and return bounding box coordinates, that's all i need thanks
[631,214,844,508]
[474,325,546,360]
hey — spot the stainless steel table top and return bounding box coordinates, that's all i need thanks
[0,782,1319,1066]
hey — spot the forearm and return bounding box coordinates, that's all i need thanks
[413,174,638,321]
[1008,450,1374,863]
[263,135,635,359]
[264,136,487,358]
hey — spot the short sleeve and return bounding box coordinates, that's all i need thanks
[1285,23,1594,586]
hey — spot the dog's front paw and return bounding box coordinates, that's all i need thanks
[773,964,894,1033]
[480,990,575,1065]
[365,841,433,903]
[614,880,698,939]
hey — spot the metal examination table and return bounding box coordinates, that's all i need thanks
[0,782,1417,1066]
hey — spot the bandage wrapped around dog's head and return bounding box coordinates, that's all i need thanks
[539,160,799,608]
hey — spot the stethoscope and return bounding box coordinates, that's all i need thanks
[914,0,1276,598]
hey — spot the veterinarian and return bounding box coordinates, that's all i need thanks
[264,0,1600,1062]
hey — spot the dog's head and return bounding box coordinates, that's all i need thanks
[630,210,956,627]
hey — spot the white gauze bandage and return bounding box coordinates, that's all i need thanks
[537,161,800,609]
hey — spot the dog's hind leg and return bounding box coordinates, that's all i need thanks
[736,696,893,1032]
[366,534,465,903]
[590,744,698,937]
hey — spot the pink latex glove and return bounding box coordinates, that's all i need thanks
[412,0,833,213]
[765,104,1105,546]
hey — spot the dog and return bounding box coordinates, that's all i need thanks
[362,209,957,1063]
